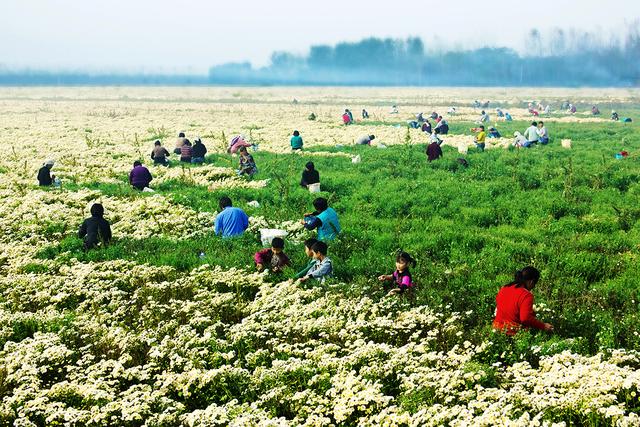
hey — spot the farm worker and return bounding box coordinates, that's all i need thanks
[416,112,425,122]
[435,117,449,134]
[430,111,438,119]
[544,105,551,115]
[591,105,600,115]
[254,237,291,272]
[523,121,539,146]
[505,112,513,121]
[174,132,187,155]
[426,139,443,162]
[238,146,257,176]
[478,110,490,123]
[474,125,486,152]
[129,161,153,190]
[37,159,55,186]
[191,138,207,164]
[214,196,249,238]
[150,140,170,166]
[298,241,333,284]
[487,127,501,138]
[356,135,376,145]
[493,266,553,335]
[421,120,432,134]
[302,197,341,241]
[537,121,549,145]
[430,129,443,145]
[180,140,193,163]
[300,161,320,188]
[346,109,354,122]
[378,252,416,296]
[611,111,619,121]
[390,105,399,114]
[78,203,112,251]
[513,131,528,148]
[228,135,252,154]
[362,109,369,119]
[495,108,504,118]
[290,130,303,150]
[294,238,318,279]
[342,112,351,125]
[568,104,577,114]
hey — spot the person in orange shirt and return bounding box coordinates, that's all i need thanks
[493,266,554,335]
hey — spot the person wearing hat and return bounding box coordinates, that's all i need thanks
[37,160,55,186]
[78,203,112,251]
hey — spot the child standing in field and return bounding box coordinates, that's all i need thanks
[474,126,486,151]
[378,252,416,296]
[294,238,318,279]
[299,241,333,284]
[290,130,303,151]
[254,237,291,272]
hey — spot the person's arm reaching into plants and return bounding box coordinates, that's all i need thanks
[519,293,553,331]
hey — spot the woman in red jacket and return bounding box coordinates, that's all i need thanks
[493,266,553,335]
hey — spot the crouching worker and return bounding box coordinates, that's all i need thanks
[129,161,153,190]
[299,241,332,284]
[378,252,416,296]
[294,238,318,279]
[78,203,112,251]
[255,237,291,272]
[302,197,341,241]
[493,266,553,335]
[151,140,170,166]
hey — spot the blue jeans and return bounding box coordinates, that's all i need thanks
[539,137,549,145]
[191,157,204,164]
[475,143,485,152]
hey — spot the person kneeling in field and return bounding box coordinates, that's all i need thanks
[356,134,375,145]
[302,197,341,241]
[299,241,332,284]
[174,132,187,155]
[255,237,291,272]
[290,130,303,151]
[151,140,170,166]
[238,146,258,176]
[214,196,249,238]
[300,162,320,188]
[37,159,56,186]
[493,266,553,335]
[426,137,443,162]
[191,138,207,164]
[378,251,416,296]
[78,203,112,251]
[129,161,153,190]
[294,238,319,279]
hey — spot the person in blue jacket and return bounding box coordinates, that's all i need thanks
[302,197,341,241]
[214,196,249,238]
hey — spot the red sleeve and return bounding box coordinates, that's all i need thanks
[519,292,546,330]
[254,249,270,265]
[400,275,412,287]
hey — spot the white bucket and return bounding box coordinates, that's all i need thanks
[351,155,361,164]
[561,139,572,149]
[259,228,288,246]
[308,183,321,193]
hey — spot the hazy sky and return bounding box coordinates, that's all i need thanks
[2,0,638,73]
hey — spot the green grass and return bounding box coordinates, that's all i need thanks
[41,116,640,354]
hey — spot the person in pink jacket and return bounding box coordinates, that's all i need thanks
[228,135,252,154]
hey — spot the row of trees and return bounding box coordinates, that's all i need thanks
[209,26,640,86]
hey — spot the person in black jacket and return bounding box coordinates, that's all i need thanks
[78,203,112,250]
[37,160,55,186]
[300,161,320,188]
[191,138,207,164]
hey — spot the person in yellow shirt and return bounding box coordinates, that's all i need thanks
[474,125,486,152]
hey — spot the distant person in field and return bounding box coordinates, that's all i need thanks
[390,105,399,114]
[294,238,319,279]
[346,109,354,122]
[435,117,449,134]
[237,146,257,177]
[544,105,551,115]
[512,131,528,148]
[129,161,153,190]
[342,110,353,125]
[300,161,320,188]
[290,130,303,151]
[537,121,549,144]
[524,121,539,146]
[151,140,170,166]
[591,105,601,115]
[495,108,504,118]
[191,138,207,164]
[378,251,416,296]
[505,112,513,121]
[568,104,577,114]
[447,107,457,115]
[416,112,425,122]
[362,109,369,119]
[474,125,486,151]
[214,196,249,238]
[421,120,432,134]
[611,111,619,121]
[37,159,55,186]
[560,101,570,110]
[356,134,376,145]
[174,132,187,155]
[228,135,252,154]
[426,137,443,162]
[179,139,193,163]
[298,241,333,284]
[78,203,112,251]
[478,110,490,123]
[487,127,501,138]
[430,111,438,119]
[302,197,341,241]
[493,266,553,335]
[430,129,443,146]
[254,237,291,272]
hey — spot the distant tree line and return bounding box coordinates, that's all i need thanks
[209,26,640,87]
